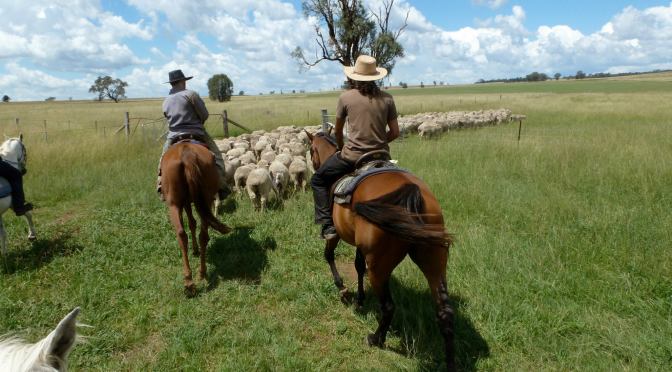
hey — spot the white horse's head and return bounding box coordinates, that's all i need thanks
[0,134,27,175]
[0,307,80,371]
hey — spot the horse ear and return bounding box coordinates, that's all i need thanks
[43,307,80,367]
[19,133,23,142]
[304,130,313,142]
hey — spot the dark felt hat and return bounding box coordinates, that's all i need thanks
[165,69,193,84]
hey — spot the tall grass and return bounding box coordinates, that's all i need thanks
[0,78,670,370]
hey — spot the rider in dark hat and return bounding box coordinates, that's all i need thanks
[157,69,230,199]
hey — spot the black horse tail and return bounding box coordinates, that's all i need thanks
[354,183,451,248]
[182,147,231,235]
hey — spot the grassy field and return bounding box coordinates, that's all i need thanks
[0,74,670,370]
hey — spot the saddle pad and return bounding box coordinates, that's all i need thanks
[0,177,11,198]
[333,164,408,205]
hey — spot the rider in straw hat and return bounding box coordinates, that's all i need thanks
[311,55,400,239]
[157,69,230,199]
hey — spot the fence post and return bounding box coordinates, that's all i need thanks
[517,119,523,143]
[43,120,48,143]
[321,109,328,133]
[222,110,229,138]
[15,118,19,132]
[124,112,130,141]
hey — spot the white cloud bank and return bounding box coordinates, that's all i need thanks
[2,1,672,100]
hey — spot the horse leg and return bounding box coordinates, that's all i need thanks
[24,211,36,241]
[409,248,455,370]
[0,217,6,258]
[168,205,195,295]
[184,204,199,257]
[198,219,209,281]
[324,237,347,299]
[365,247,406,348]
[355,248,366,307]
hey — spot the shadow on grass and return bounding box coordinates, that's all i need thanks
[354,276,489,371]
[1,230,84,275]
[206,227,276,289]
[216,197,238,214]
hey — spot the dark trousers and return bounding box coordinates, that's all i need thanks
[311,153,355,225]
[0,160,26,209]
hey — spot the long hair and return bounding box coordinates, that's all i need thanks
[348,79,381,98]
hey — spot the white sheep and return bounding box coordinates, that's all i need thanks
[246,167,278,212]
[288,158,309,192]
[269,160,290,197]
[233,164,255,193]
[226,147,245,159]
[224,157,241,188]
[239,151,256,165]
[260,150,276,164]
[418,122,442,139]
[275,153,293,168]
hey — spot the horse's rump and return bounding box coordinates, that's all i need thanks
[352,174,451,248]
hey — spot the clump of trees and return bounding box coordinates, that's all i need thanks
[207,74,233,102]
[89,76,127,102]
[2,95,10,102]
[292,0,408,75]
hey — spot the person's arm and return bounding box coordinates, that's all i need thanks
[386,117,400,142]
[335,117,345,150]
[189,92,209,123]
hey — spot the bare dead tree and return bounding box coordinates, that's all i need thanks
[292,0,409,75]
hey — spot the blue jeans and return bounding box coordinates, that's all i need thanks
[310,153,354,225]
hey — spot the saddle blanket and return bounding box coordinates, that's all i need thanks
[0,177,11,198]
[333,161,408,205]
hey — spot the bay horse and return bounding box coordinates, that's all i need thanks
[306,131,455,369]
[160,141,232,296]
[0,135,37,258]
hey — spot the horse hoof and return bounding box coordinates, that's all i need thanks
[367,333,384,348]
[28,235,37,242]
[184,284,196,297]
[339,288,352,304]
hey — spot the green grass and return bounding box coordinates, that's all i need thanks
[0,77,671,370]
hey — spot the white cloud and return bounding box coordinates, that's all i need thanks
[0,0,153,72]
[473,0,508,10]
[4,1,672,100]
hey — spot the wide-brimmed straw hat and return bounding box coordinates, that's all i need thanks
[165,69,193,84]
[344,55,388,81]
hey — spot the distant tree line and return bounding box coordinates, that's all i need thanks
[477,69,672,84]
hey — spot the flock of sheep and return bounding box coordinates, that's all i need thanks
[214,109,526,211]
[398,109,526,138]
[214,125,321,211]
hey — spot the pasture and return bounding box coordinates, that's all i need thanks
[0,75,670,370]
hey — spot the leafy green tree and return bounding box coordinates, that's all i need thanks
[576,70,586,79]
[207,74,233,102]
[239,91,245,96]
[292,0,408,75]
[89,76,127,102]
[2,95,10,102]
[554,73,561,80]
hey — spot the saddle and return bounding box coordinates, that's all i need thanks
[0,177,11,198]
[332,150,406,205]
[170,133,208,148]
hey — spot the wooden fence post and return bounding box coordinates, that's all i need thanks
[124,112,130,141]
[222,110,229,138]
[321,109,328,133]
[517,119,523,143]
[15,118,19,132]
[43,120,48,143]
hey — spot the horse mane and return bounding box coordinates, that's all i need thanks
[0,307,81,372]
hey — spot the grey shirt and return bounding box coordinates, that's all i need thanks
[163,87,209,140]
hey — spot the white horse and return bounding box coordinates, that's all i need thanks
[0,135,36,257]
[0,307,80,371]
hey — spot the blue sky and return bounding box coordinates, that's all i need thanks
[1,0,672,100]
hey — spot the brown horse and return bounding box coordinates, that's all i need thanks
[307,131,455,369]
[160,141,231,295]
